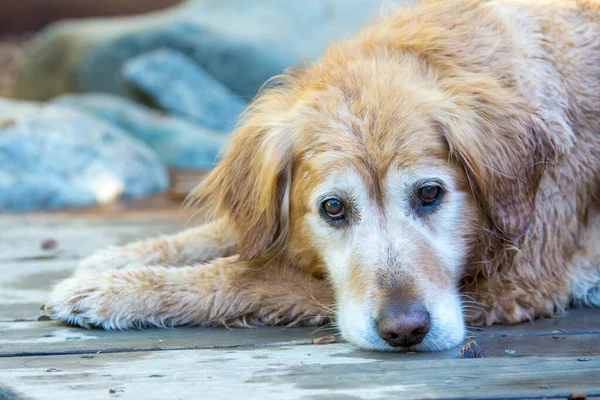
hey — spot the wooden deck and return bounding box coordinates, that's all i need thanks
[1,199,599,400]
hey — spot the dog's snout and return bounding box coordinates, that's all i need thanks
[376,302,430,347]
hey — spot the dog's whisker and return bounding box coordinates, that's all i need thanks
[461,305,489,314]
[460,294,481,301]
[312,324,340,334]
[459,291,486,297]
[307,292,337,316]
[460,301,489,308]
[460,298,486,306]
[461,301,487,306]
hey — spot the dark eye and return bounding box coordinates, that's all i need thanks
[418,185,441,206]
[322,198,346,221]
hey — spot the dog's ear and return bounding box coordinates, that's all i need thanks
[188,110,293,261]
[441,111,555,244]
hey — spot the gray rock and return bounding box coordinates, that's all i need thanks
[0,98,168,211]
[52,93,227,169]
[122,49,247,132]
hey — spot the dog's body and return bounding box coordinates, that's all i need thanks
[47,0,600,351]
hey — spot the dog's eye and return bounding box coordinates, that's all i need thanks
[418,185,441,206]
[322,198,346,221]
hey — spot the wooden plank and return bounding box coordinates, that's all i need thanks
[0,385,24,400]
[347,333,600,361]
[0,213,185,321]
[0,317,598,359]
[0,213,184,262]
[0,259,74,322]
[469,308,600,336]
[0,344,598,400]
[0,321,319,357]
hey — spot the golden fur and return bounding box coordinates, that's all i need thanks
[46,0,600,351]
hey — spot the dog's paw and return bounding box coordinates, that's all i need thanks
[45,272,130,330]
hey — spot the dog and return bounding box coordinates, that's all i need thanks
[45,0,600,352]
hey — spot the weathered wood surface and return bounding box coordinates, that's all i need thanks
[0,207,599,400]
[0,310,598,358]
[0,321,319,357]
[0,212,184,321]
[467,308,600,336]
[1,345,599,400]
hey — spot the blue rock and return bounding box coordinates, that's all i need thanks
[15,0,394,102]
[122,49,247,132]
[52,93,228,169]
[73,17,285,101]
[0,98,169,212]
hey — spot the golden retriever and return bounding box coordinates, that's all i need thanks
[46,0,600,351]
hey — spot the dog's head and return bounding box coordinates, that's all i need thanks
[192,46,554,351]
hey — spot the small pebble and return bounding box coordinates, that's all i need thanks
[81,355,95,359]
[578,357,591,362]
[461,340,485,358]
[540,384,552,390]
[568,392,587,400]
[504,349,517,355]
[551,334,566,339]
[37,315,51,321]
[40,238,57,250]
[0,119,16,128]
[46,368,60,372]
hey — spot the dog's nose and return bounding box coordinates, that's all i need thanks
[376,302,430,347]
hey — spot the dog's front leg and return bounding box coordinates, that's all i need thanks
[45,256,334,329]
[75,218,237,275]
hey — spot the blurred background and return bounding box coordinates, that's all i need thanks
[0,0,391,213]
